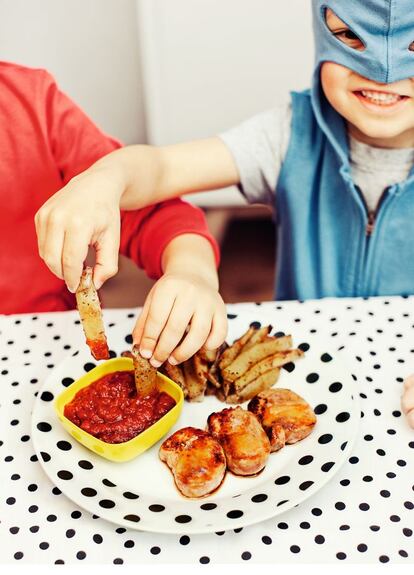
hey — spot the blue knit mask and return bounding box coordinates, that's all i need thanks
[312,0,414,84]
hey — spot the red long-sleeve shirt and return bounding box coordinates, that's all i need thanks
[0,62,218,314]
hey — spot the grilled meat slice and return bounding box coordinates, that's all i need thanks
[159,427,226,498]
[248,388,316,452]
[207,406,271,475]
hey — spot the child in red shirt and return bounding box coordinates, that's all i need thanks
[2,61,226,364]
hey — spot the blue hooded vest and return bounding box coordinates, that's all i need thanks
[275,0,414,300]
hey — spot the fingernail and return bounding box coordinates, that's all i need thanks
[168,356,177,365]
[150,358,162,368]
[140,349,152,359]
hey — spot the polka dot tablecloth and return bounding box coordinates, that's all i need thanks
[0,297,413,565]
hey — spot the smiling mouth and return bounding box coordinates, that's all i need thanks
[354,89,409,107]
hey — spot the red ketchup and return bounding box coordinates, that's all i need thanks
[64,370,175,444]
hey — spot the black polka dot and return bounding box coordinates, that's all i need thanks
[314,404,328,415]
[124,540,135,548]
[299,481,314,491]
[102,479,116,487]
[39,542,49,550]
[57,440,72,451]
[66,529,75,538]
[47,514,57,522]
[81,488,97,497]
[274,475,290,485]
[403,528,413,537]
[321,461,335,472]
[124,514,140,523]
[315,535,325,544]
[290,545,300,554]
[226,510,243,519]
[123,491,139,499]
[335,501,346,510]
[370,525,380,532]
[278,522,288,529]
[150,546,160,555]
[329,382,342,393]
[14,552,23,560]
[99,499,115,509]
[149,504,165,512]
[93,534,103,544]
[336,412,350,423]
[61,377,74,387]
[78,460,94,470]
[298,455,313,465]
[241,551,252,560]
[28,484,38,492]
[40,452,51,462]
[380,490,391,498]
[76,551,86,560]
[113,558,123,564]
[397,459,407,467]
[262,536,272,545]
[83,363,96,372]
[282,362,296,373]
[321,353,333,362]
[200,556,210,564]
[312,507,322,516]
[399,550,408,558]
[298,343,310,352]
[57,470,73,480]
[336,552,346,560]
[300,522,310,529]
[6,497,16,505]
[339,525,350,531]
[359,503,370,511]
[180,535,190,545]
[318,434,333,444]
[251,494,267,503]
[40,391,54,402]
[306,373,319,383]
[390,515,400,522]
[379,556,389,563]
[125,334,133,344]
[37,422,52,432]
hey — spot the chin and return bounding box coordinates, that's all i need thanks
[352,119,411,141]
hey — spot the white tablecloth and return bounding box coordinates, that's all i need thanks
[0,297,413,564]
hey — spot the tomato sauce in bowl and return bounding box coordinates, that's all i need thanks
[64,370,176,444]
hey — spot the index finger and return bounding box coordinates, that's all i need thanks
[62,228,91,292]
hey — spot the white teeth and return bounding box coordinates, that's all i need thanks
[361,90,401,104]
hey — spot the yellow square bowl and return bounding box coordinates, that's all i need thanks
[54,357,184,462]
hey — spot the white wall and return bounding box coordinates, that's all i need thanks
[138,0,314,145]
[0,0,146,144]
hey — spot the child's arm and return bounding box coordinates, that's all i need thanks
[35,138,240,291]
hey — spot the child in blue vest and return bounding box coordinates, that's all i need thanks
[36,0,414,425]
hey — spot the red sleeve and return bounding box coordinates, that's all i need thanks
[120,199,220,279]
[43,70,122,182]
[43,71,219,278]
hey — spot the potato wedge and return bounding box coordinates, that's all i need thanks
[226,368,280,404]
[207,342,228,388]
[131,344,157,396]
[243,325,272,350]
[222,336,293,382]
[162,362,186,394]
[182,358,206,402]
[234,348,303,392]
[218,327,256,370]
[75,266,109,360]
[197,347,218,363]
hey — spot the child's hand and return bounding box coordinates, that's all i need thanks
[34,167,124,292]
[402,375,414,428]
[133,271,227,367]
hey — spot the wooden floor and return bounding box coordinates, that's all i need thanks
[100,211,275,308]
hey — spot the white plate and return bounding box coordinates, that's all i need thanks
[32,313,359,534]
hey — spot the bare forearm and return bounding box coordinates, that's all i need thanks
[89,138,240,210]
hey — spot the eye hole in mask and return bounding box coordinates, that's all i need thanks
[324,6,365,52]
